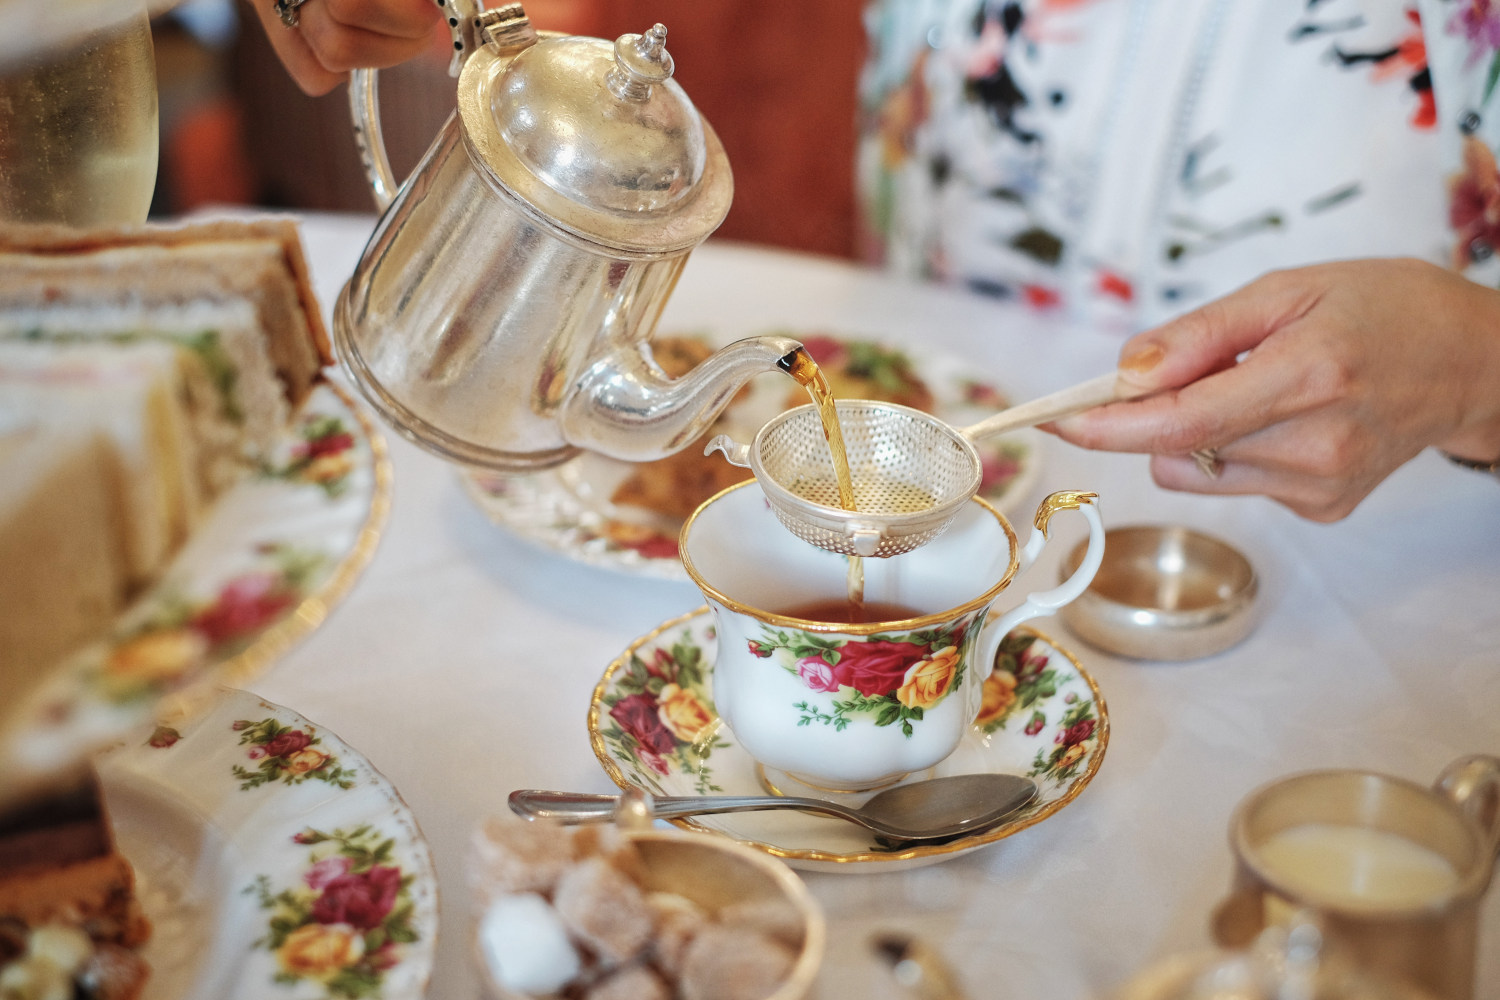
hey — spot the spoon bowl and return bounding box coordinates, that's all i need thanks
[508,773,1039,842]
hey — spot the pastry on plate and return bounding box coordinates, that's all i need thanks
[609,335,754,522]
[0,775,151,1000]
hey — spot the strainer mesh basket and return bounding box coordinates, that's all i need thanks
[748,401,983,557]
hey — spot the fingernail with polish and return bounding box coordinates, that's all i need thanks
[1119,342,1164,373]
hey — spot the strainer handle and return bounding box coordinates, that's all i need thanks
[704,434,752,468]
[959,372,1151,443]
[985,492,1106,639]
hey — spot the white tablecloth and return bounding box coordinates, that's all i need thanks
[248,211,1500,1000]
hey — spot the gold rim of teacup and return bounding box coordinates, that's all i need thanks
[677,481,1021,636]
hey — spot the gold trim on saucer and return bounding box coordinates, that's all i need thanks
[588,608,1110,867]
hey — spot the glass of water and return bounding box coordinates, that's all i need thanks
[0,0,160,226]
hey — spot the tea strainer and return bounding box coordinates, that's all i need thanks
[705,372,1145,557]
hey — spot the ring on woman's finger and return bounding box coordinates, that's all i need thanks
[1191,447,1223,479]
[273,0,310,27]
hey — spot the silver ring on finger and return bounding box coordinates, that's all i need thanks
[274,0,310,28]
[1191,447,1224,479]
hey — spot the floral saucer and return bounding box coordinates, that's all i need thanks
[0,380,391,808]
[94,687,438,1000]
[463,331,1042,579]
[588,608,1108,872]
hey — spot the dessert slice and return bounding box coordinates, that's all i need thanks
[0,776,150,1000]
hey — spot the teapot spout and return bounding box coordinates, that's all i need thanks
[559,335,804,463]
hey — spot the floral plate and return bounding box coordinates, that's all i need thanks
[588,608,1108,872]
[463,332,1042,579]
[95,687,438,1000]
[0,380,391,808]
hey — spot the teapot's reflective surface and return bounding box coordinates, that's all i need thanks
[334,2,801,472]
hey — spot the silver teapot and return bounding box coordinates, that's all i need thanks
[333,2,802,471]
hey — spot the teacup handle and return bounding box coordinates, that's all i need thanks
[1435,754,1500,858]
[986,490,1105,643]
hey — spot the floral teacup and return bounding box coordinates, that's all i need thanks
[679,481,1105,792]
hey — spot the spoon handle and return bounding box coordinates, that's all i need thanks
[509,789,866,828]
[959,372,1152,443]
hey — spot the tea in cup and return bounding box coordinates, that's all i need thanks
[678,482,1105,792]
[1213,755,1500,1000]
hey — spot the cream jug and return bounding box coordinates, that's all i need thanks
[1210,756,1500,1000]
[334,2,802,471]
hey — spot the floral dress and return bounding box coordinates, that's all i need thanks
[858,0,1500,331]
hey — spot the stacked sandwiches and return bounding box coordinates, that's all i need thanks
[0,218,332,1000]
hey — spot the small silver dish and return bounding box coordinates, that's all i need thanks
[1058,524,1258,661]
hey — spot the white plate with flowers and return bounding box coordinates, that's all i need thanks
[463,331,1041,579]
[0,380,391,808]
[588,609,1107,872]
[95,686,438,1000]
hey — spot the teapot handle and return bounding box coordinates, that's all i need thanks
[348,0,519,211]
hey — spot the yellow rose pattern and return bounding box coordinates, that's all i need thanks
[87,544,327,705]
[656,682,715,743]
[249,826,420,999]
[896,645,961,710]
[598,627,730,796]
[232,717,357,791]
[973,631,1102,784]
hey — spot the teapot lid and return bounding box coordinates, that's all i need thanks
[457,18,732,255]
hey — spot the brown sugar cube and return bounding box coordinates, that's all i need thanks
[717,897,806,949]
[471,816,578,898]
[553,857,654,964]
[582,962,672,1000]
[679,925,797,1000]
[644,891,706,978]
[569,825,648,884]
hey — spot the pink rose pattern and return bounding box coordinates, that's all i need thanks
[232,717,357,791]
[750,617,973,738]
[248,826,420,999]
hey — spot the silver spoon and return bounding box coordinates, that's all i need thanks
[508,773,1038,842]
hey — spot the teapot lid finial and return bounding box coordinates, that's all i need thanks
[609,24,674,100]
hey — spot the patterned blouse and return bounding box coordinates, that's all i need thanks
[857,0,1500,331]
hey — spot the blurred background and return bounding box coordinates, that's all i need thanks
[152,0,866,257]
